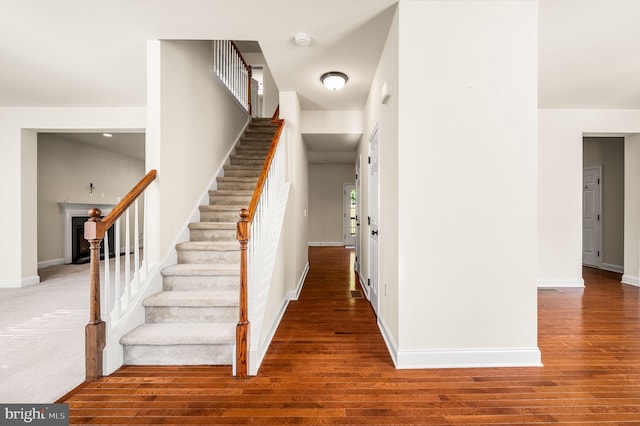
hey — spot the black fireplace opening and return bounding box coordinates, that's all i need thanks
[71,216,116,264]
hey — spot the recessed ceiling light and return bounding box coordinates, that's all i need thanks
[320,72,348,91]
[102,133,113,138]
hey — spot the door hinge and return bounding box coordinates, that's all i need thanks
[597,250,600,257]
[597,214,600,221]
[597,178,600,184]
[368,216,371,225]
[368,156,371,164]
[355,256,358,262]
[367,278,371,287]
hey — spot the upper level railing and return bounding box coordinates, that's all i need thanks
[83,169,157,381]
[236,111,285,378]
[211,40,252,115]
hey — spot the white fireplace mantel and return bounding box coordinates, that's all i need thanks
[59,202,115,264]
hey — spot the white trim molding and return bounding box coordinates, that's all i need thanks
[621,275,640,287]
[308,242,344,247]
[537,278,585,288]
[287,262,309,301]
[0,275,40,289]
[601,263,624,274]
[38,258,65,269]
[378,316,542,369]
[395,347,543,369]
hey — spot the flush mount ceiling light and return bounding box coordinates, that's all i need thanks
[320,71,348,91]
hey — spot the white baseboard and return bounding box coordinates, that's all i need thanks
[396,347,542,369]
[287,262,309,301]
[601,263,624,274]
[38,258,65,269]
[0,275,40,289]
[621,274,640,287]
[377,316,541,369]
[537,278,584,288]
[378,316,399,366]
[308,242,344,247]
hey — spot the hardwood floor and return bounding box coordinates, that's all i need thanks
[61,249,640,424]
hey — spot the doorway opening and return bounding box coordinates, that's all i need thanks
[582,136,624,274]
[344,183,356,247]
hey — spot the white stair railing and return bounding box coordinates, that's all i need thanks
[101,196,150,326]
[84,169,157,381]
[211,40,252,114]
[236,117,286,377]
[246,126,288,373]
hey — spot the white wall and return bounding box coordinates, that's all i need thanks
[0,107,146,288]
[146,40,249,264]
[308,163,356,245]
[37,134,145,264]
[624,134,640,285]
[394,0,539,367]
[301,111,364,134]
[583,137,624,271]
[280,91,309,290]
[538,109,640,287]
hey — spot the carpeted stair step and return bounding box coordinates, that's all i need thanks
[121,323,235,365]
[142,290,238,323]
[229,154,268,166]
[235,145,270,156]
[162,264,240,291]
[199,205,244,222]
[188,222,236,242]
[208,189,253,205]
[216,176,259,191]
[176,241,240,264]
[223,164,263,177]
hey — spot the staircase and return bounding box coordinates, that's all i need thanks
[120,118,278,366]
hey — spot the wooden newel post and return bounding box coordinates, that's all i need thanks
[84,208,106,381]
[236,208,250,378]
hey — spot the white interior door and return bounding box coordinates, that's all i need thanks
[583,166,601,267]
[369,127,379,316]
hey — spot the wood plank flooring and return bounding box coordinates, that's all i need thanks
[61,248,640,424]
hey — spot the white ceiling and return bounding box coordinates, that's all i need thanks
[4,0,640,159]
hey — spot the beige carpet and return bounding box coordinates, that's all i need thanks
[0,263,89,403]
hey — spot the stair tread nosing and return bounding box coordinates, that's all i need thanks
[199,205,245,212]
[188,222,236,230]
[121,323,235,345]
[176,241,239,250]
[144,290,238,307]
[217,176,259,182]
[162,263,240,277]
[208,189,254,196]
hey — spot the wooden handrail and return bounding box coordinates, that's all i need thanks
[231,41,252,116]
[236,111,284,378]
[246,120,284,221]
[83,169,157,381]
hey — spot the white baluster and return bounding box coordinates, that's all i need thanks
[133,199,140,291]
[124,207,131,304]
[112,217,121,323]
[103,232,110,319]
